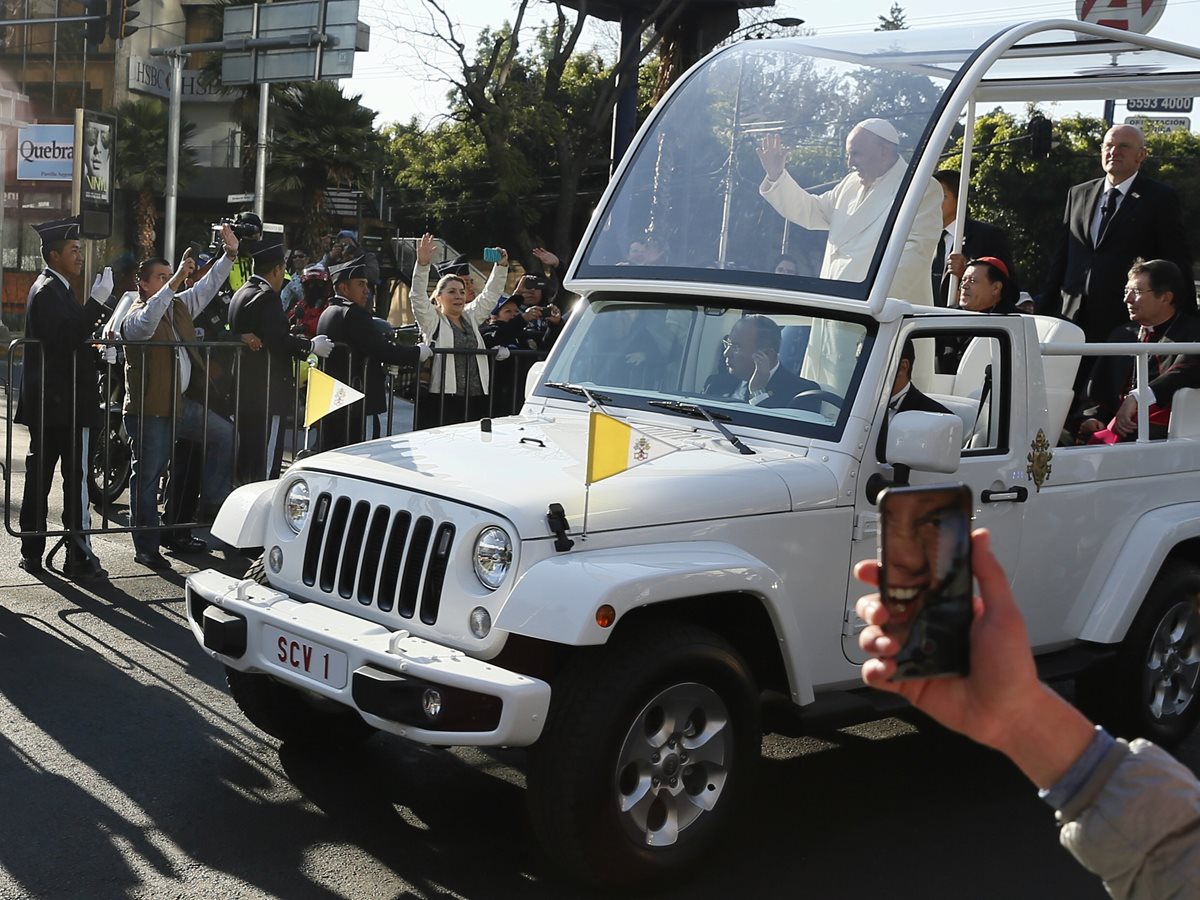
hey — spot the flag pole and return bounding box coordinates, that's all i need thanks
[582,484,591,538]
[581,389,600,539]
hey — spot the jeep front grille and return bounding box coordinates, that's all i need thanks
[302,492,455,625]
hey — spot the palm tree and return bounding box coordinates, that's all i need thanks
[114,98,198,259]
[266,81,382,252]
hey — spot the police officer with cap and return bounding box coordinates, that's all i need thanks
[315,256,429,451]
[228,231,333,482]
[17,216,112,578]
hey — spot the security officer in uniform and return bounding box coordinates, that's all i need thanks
[315,257,427,451]
[16,216,110,579]
[228,232,332,482]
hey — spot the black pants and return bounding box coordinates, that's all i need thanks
[235,413,284,484]
[415,388,490,431]
[20,423,94,562]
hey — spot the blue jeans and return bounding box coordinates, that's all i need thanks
[125,399,233,553]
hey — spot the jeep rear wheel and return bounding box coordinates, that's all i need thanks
[526,623,758,885]
[1085,561,1200,747]
[225,557,376,749]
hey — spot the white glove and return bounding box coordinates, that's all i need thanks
[309,335,334,358]
[417,342,433,364]
[90,267,114,302]
[100,346,117,365]
[495,346,511,362]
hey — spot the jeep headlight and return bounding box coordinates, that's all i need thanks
[284,480,310,534]
[473,526,512,590]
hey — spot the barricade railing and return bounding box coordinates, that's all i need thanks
[3,336,548,544]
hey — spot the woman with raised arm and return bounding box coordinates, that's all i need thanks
[409,233,508,429]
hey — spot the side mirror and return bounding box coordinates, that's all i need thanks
[886,411,962,473]
[525,360,547,398]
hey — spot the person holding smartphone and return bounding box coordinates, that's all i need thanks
[856,531,1200,898]
[409,233,508,430]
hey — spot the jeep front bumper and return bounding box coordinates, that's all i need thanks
[185,569,551,747]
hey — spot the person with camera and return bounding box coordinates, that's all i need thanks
[315,257,429,451]
[16,216,112,580]
[228,233,333,483]
[856,531,1200,899]
[409,233,508,430]
[118,225,241,569]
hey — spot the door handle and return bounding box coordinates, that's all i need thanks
[980,486,1028,504]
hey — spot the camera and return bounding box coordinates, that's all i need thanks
[208,212,263,254]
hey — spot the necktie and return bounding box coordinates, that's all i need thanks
[933,230,948,277]
[1096,187,1121,243]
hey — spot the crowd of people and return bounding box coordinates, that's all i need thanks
[12,215,568,580]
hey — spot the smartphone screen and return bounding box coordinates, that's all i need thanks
[878,484,973,680]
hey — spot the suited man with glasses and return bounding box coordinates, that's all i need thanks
[713,315,816,408]
[1037,125,1193,352]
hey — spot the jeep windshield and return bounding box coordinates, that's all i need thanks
[535,299,874,439]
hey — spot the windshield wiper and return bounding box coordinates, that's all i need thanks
[648,400,755,456]
[544,382,613,404]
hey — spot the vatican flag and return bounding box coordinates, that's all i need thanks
[305,367,364,427]
[586,410,676,485]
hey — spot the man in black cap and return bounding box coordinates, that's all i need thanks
[228,232,333,482]
[314,257,428,451]
[16,216,111,578]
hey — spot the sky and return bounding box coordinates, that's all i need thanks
[343,0,1200,130]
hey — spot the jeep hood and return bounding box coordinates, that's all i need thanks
[296,415,839,537]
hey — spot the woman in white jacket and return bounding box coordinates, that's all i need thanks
[410,232,508,429]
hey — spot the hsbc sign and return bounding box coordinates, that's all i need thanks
[1077,0,1167,34]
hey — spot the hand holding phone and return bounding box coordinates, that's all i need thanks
[878,484,973,680]
[483,247,501,263]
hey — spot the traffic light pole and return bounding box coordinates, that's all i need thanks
[164,52,184,263]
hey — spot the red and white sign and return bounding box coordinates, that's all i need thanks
[1077,0,1167,34]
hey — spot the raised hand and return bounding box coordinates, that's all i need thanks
[416,233,435,267]
[757,133,788,182]
[531,247,560,268]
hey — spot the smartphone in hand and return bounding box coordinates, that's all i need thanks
[483,247,501,263]
[878,484,973,680]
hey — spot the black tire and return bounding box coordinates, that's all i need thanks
[526,623,759,886]
[225,557,377,749]
[88,427,131,508]
[1082,561,1200,747]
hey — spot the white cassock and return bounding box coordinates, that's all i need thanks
[760,156,943,386]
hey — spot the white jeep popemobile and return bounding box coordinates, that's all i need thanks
[186,20,1200,885]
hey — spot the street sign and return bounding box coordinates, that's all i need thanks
[1127,96,1193,113]
[1077,0,1166,34]
[221,0,368,85]
[1125,115,1192,132]
[227,192,256,204]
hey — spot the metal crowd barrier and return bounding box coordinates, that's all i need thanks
[2,336,547,544]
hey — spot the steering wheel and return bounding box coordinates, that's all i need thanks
[790,389,845,412]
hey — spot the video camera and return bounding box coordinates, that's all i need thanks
[208,212,264,255]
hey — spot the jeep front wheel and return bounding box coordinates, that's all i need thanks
[526,623,759,885]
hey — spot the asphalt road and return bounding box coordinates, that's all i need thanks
[0,424,1195,899]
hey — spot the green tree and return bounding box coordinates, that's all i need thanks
[265,81,384,253]
[876,3,908,31]
[114,98,198,259]
[383,0,685,265]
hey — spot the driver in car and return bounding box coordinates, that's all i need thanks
[710,315,816,407]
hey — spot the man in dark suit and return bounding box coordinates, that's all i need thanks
[1038,125,1193,349]
[1078,258,1200,443]
[715,315,816,408]
[931,170,1019,309]
[228,234,333,482]
[315,257,426,451]
[877,340,953,460]
[16,217,110,579]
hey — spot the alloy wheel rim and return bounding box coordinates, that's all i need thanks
[1143,599,1200,722]
[613,682,731,848]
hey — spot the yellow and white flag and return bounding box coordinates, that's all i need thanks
[586,410,676,485]
[304,367,364,427]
